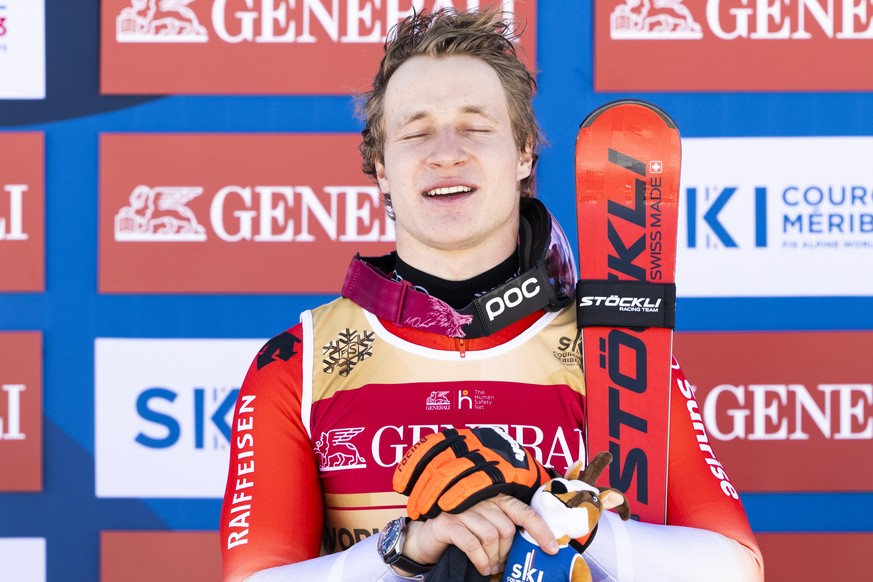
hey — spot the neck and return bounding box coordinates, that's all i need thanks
[394,251,520,310]
[394,228,519,281]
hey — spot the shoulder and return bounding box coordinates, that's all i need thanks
[253,325,305,374]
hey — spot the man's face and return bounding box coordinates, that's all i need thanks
[375,55,532,271]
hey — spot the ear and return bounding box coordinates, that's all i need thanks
[564,459,585,481]
[599,489,631,521]
[375,160,389,194]
[516,143,533,182]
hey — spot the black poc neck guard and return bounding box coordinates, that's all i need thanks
[342,199,577,338]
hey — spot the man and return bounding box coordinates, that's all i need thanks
[220,9,764,582]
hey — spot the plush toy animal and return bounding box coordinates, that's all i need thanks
[502,452,631,582]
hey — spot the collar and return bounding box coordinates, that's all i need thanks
[341,254,555,338]
[569,523,599,554]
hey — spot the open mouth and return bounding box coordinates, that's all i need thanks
[424,185,474,197]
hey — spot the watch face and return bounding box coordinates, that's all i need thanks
[378,518,403,557]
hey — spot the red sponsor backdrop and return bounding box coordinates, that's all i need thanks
[595,0,873,92]
[99,133,395,293]
[0,332,42,492]
[100,0,537,94]
[674,331,873,492]
[100,531,221,582]
[0,132,44,292]
[758,533,873,581]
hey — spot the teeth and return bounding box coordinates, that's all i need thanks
[425,185,473,197]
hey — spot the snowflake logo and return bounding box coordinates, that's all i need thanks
[323,328,375,376]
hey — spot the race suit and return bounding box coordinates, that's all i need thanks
[220,293,764,581]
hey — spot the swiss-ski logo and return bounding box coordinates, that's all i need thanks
[506,548,544,582]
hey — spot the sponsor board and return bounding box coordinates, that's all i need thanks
[0,132,44,292]
[0,1,45,99]
[596,0,873,91]
[678,137,873,297]
[95,338,262,498]
[674,331,873,492]
[0,332,42,492]
[0,538,46,582]
[758,533,873,580]
[99,133,395,293]
[100,0,536,94]
[100,531,220,582]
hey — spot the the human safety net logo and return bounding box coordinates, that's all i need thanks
[95,338,264,498]
[677,136,873,297]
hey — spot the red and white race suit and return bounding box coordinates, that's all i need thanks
[220,298,764,582]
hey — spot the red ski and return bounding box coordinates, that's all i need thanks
[575,100,681,524]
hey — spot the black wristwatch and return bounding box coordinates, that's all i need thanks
[377,517,434,576]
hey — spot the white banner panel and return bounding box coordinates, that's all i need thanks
[678,137,873,297]
[0,538,45,582]
[95,338,263,498]
[0,1,45,99]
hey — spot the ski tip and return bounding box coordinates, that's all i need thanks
[579,99,678,131]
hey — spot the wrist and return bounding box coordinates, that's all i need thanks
[377,517,435,577]
[399,519,427,565]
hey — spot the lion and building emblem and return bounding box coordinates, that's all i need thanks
[610,0,703,39]
[116,0,208,43]
[314,428,367,471]
[114,185,207,241]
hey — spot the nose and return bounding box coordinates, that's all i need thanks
[427,127,468,168]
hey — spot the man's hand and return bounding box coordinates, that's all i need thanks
[401,494,559,577]
[394,427,553,520]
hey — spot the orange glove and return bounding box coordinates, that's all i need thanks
[393,427,554,520]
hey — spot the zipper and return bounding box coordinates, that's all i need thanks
[455,338,466,358]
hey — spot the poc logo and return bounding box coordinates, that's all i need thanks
[135,386,238,450]
[686,186,767,249]
[485,277,540,321]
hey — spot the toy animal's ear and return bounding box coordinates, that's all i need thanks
[579,452,613,485]
[599,488,631,521]
[564,459,585,480]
